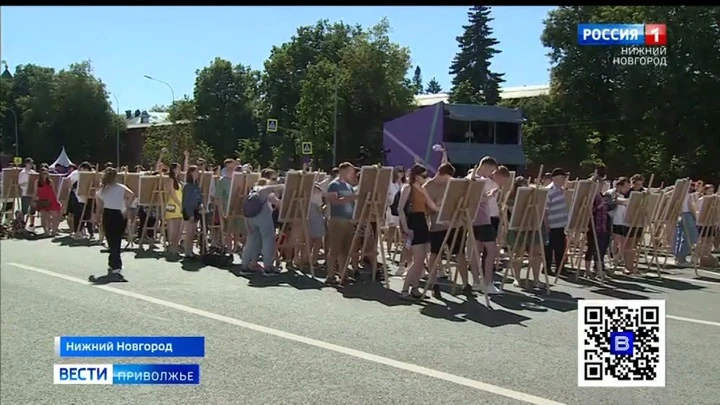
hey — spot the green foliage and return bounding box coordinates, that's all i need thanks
[193,58,259,161]
[1,61,118,164]
[235,138,261,168]
[540,5,720,181]
[412,66,423,95]
[143,123,214,166]
[448,6,505,105]
[265,18,415,169]
[425,78,443,94]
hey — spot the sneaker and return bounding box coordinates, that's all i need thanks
[472,280,483,292]
[410,288,423,299]
[238,267,256,276]
[486,284,503,295]
[262,267,281,276]
[394,266,406,277]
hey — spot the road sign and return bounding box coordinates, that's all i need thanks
[266,119,278,133]
[13,156,21,166]
[301,142,313,155]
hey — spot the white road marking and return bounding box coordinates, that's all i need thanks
[658,276,720,286]
[8,262,563,405]
[665,315,720,327]
[514,294,720,328]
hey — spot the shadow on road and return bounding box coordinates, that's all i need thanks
[420,298,532,327]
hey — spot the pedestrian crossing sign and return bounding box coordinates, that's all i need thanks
[266,119,278,133]
[301,142,313,155]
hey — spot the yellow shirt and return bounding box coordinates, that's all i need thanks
[165,186,183,220]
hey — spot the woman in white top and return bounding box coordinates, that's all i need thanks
[90,167,135,282]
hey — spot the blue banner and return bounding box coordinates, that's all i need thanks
[113,364,200,385]
[56,336,205,358]
[577,24,645,46]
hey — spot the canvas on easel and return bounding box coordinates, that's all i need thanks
[496,170,516,248]
[57,177,72,211]
[506,186,551,293]
[620,183,663,277]
[138,174,166,248]
[75,172,99,236]
[226,172,248,217]
[26,173,39,199]
[124,173,141,197]
[422,177,488,304]
[654,178,691,269]
[277,171,315,276]
[49,174,63,195]
[338,166,393,285]
[1,168,21,223]
[556,180,601,283]
[694,195,720,270]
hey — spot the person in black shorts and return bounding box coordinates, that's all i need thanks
[424,161,469,298]
[398,164,438,300]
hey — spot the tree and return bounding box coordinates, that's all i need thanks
[448,6,505,105]
[2,61,118,164]
[264,19,415,169]
[542,6,720,181]
[193,58,259,161]
[52,61,118,163]
[149,105,167,112]
[412,66,423,95]
[143,123,214,166]
[425,78,443,94]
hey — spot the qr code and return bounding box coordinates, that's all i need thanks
[578,299,666,387]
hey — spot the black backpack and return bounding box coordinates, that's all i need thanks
[390,190,401,216]
[242,190,266,218]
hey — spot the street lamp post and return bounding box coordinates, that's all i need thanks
[143,75,177,156]
[1,106,19,156]
[110,93,120,167]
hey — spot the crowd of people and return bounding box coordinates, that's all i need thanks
[2,146,718,298]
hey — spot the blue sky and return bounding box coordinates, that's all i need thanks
[1,6,554,113]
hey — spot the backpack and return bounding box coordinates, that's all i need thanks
[243,190,267,218]
[390,190,401,216]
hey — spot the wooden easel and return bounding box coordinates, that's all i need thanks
[619,175,662,278]
[500,186,551,294]
[339,169,390,286]
[138,174,167,249]
[495,170,516,261]
[1,168,22,225]
[694,194,720,273]
[277,171,315,277]
[421,184,489,306]
[77,171,100,238]
[652,179,690,271]
[555,180,604,284]
[205,174,224,250]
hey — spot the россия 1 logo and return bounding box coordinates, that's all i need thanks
[577,23,666,46]
[577,23,667,67]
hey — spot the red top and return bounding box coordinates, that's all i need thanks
[36,183,61,211]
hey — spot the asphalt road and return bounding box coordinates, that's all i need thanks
[1,236,719,405]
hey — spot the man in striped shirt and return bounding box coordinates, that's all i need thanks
[545,168,569,275]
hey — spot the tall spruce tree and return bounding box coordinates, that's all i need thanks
[448,6,505,105]
[425,78,443,94]
[412,66,423,95]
